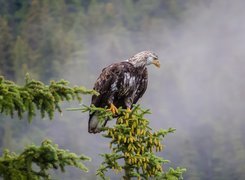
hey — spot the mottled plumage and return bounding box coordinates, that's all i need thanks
[89,51,160,133]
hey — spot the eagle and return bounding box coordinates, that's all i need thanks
[88,51,160,133]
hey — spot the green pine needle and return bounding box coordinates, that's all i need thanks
[0,140,90,179]
[0,75,96,122]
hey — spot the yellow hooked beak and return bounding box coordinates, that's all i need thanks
[152,59,160,68]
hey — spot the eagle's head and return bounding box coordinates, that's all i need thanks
[127,51,160,68]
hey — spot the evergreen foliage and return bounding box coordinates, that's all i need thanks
[0,0,183,82]
[81,105,186,179]
[0,75,185,179]
[0,74,97,122]
[1,1,241,179]
[0,139,90,180]
[0,75,96,179]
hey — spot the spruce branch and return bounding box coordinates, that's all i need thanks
[0,139,91,180]
[0,74,97,122]
[82,105,186,179]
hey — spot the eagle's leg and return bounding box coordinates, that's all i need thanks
[125,98,133,113]
[109,103,118,114]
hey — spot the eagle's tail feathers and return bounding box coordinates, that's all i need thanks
[88,112,107,133]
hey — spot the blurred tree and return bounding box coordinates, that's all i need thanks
[0,1,8,16]
[12,36,38,83]
[0,17,14,80]
[20,0,46,80]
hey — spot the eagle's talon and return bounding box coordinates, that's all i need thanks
[109,103,118,114]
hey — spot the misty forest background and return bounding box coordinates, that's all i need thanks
[0,0,245,179]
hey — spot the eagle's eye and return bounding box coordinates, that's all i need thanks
[152,55,159,60]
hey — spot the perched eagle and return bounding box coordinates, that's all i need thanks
[88,51,160,133]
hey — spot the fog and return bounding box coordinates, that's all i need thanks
[3,1,245,179]
[56,1,245,179]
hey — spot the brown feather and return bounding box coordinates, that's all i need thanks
[89,51,158,133]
